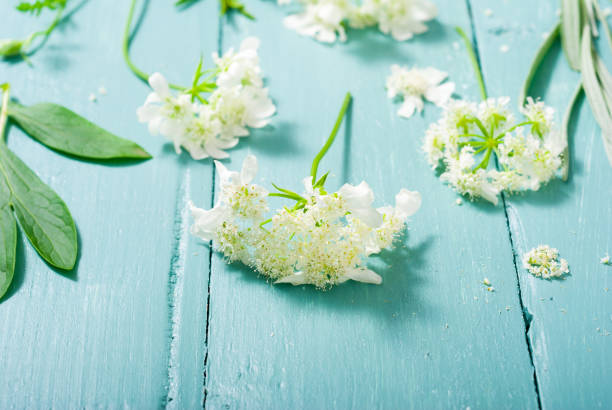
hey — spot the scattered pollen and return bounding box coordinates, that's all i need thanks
[601,254,611,265]
[482,277,491,286]
[88,93,97,102]
[484,8,493,17]
[98,86,107,95]
[500,44,509,53]
[455,198,463,206]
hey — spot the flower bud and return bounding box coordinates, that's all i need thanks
[0,39,24,58]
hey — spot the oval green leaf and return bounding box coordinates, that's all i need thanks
[0,176,16,300]
[0,143,77,270]
[7,101,151,160]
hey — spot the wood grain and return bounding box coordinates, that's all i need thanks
[0,0,215,407]
[0,0,609,408]
[203,2,539,409]
[470,0,612,408]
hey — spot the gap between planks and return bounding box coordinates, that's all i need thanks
[464,0,543,408]
[202,13,225,410]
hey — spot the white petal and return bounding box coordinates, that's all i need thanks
[338,182,383,227]
[425,82,455,107]
[148,72,170,98]
[397,98,418,118]
[189,201,227,242]
[303,176,314,195]
[394,189,421,219]
[204,140,229,159]
[422,67,448,86]
[275,272,308,285]
[214,160,238,187]
[240,154,258,184]
[240,36,260,51]
[339,181,374,207]
[344,268,382,284]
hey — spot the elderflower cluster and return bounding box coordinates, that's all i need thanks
[522,245,569,279]
[423,97,566,205]
[189,155,421,289]
[280,0,437,43]
[137,37,275,160]
[386,65,455,118]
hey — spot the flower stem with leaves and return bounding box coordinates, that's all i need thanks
[0,0,68,61]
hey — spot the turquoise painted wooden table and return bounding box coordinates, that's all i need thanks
[1,0,611,408]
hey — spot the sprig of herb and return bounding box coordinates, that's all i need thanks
[0,0,69,61]
[174,0,254,20]
[522,0,612,167]
[0,84,151,300]
[124,0,224,104]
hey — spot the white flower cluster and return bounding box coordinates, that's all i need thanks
[386,65,455,118]
[189,155,421,289]
[423,97,566,205]
[280,0,437,43]
[522,245,569,279]
[137,37,275,160]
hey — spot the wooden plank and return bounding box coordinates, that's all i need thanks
[0,1,215,407]
[203,2,540,408]
[469,0,612,407]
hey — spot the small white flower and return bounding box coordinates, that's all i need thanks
[284,1,348,43]
[373,0,437,41]
[137,72,195,140]
[137,37,276,160]
[423,96,564,204]
[386,65,455,118]
[280,0,437,43]
[523,245,569,279]
[601,254,611,265]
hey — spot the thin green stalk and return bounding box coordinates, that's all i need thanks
[0,85,9,141]
[456,26,487,100]
[561,81,583,181]
[310,92,352,181]
[519,23,561,106]
[123,0,184,90]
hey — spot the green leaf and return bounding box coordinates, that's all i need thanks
[580,26,612,166]
[7,101,151,160]
[16,0,65,15]
[519,23,560,106]
[561,0,584,71]
[0,176,16,300]
[0,142,77,269]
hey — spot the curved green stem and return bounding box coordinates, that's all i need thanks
[497,120,538,138]
[456,26,488,100]
[0,84,10,142]
[519,23,560,106]
[123,0,184,90]
[310,92,352,182]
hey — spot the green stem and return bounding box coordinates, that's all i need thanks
[310,92,352,182]
[0,85,10,142]
[497,120,538,138]
[519,23,561,106]
[561,81,583,181]
[456,26,488,100]
[123,0,184,90]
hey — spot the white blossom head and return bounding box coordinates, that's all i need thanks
[189,154,421,290]
[422,96,565,204]
[137,37,275,160]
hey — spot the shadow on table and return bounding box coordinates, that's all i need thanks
[218,231,436,323]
